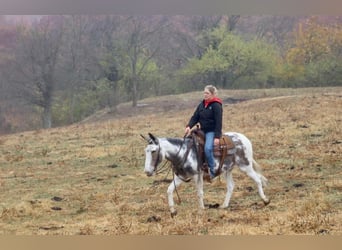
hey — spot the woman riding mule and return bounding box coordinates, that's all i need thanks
[142,132,270,217]
[185,85,222,180]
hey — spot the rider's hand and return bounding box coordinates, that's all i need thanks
[214,138,220,146]
[185,126,191,136]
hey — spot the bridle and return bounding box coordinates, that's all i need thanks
[150,142,162,173]
[144,134,196,205]
[145,133,198,179]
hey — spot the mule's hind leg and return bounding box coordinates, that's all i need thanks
[221,170,234,209]
[239,164,270,205]
[167,175,183,217]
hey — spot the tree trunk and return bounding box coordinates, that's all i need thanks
[132,76,138,107]
[42,105,52,129]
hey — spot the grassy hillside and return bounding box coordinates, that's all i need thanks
[0,87,341,235]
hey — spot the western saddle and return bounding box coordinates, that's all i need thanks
[189,127,236,178]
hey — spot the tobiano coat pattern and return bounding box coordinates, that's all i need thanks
[143,132,270,217]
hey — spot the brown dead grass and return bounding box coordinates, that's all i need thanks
[0,87,341,235]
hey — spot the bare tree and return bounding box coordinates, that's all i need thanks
[255,16,299,49]
[227,15,240,31]
[6,16,64,128]
[59,15,106,123]
[91,15,124,109]
[121,16,168,107]
[189,15,223,32]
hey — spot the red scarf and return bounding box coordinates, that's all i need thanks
[204,97,222,108]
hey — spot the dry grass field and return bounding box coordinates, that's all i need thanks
[0,87,341,235]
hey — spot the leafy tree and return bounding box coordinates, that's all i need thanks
[284,16,342,86]
[174,15,240,61]
[287,18,332,64]
[179,27,279,89]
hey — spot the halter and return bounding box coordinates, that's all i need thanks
[150,143,161,173]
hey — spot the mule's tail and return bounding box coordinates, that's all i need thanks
[252,159,268,187]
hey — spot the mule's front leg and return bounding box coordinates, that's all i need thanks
[194,173,205,209]
[167,175,183,217]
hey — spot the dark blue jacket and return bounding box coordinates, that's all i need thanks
[187,100,222,138]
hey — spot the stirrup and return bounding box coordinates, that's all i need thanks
[201,163,209,171]
[203,171,212,183]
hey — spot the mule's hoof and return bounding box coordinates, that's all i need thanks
[263,199,271,206]
[170,210,178,218]
[208,203,220,209]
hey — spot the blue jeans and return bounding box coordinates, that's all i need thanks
[204,132,215,177]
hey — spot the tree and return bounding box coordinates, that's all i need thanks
[255,16,299,49]
[94,15,126,110]
[227,15,240,31]
[0,19,18,96]
[5,16,64,128]
[179,27,279,89]
[57,15,107,123]
[118,16,168,107]
[287,17,332,65]
[284,16,342,86]
[176,15,240,59]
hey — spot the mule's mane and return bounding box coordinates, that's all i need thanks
[165,137,187,147]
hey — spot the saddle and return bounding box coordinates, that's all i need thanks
[190,128,235,177]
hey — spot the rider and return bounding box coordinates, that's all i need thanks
[185,85,223,179]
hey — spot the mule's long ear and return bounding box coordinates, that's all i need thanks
[148,133,159,144]
[140,134,149,142]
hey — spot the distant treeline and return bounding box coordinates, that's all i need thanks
[0,15,341,133]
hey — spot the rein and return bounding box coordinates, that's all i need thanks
[150,135,195,205]
[161,135,193,205]
[169,134,194,204]
[170,135,193,182]
[156,160,170,174]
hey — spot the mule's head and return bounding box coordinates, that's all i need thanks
[142,133,163,176]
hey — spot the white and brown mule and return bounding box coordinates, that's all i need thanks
[142,131,270,217]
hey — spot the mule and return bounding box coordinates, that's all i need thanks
[142,132,270,217]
